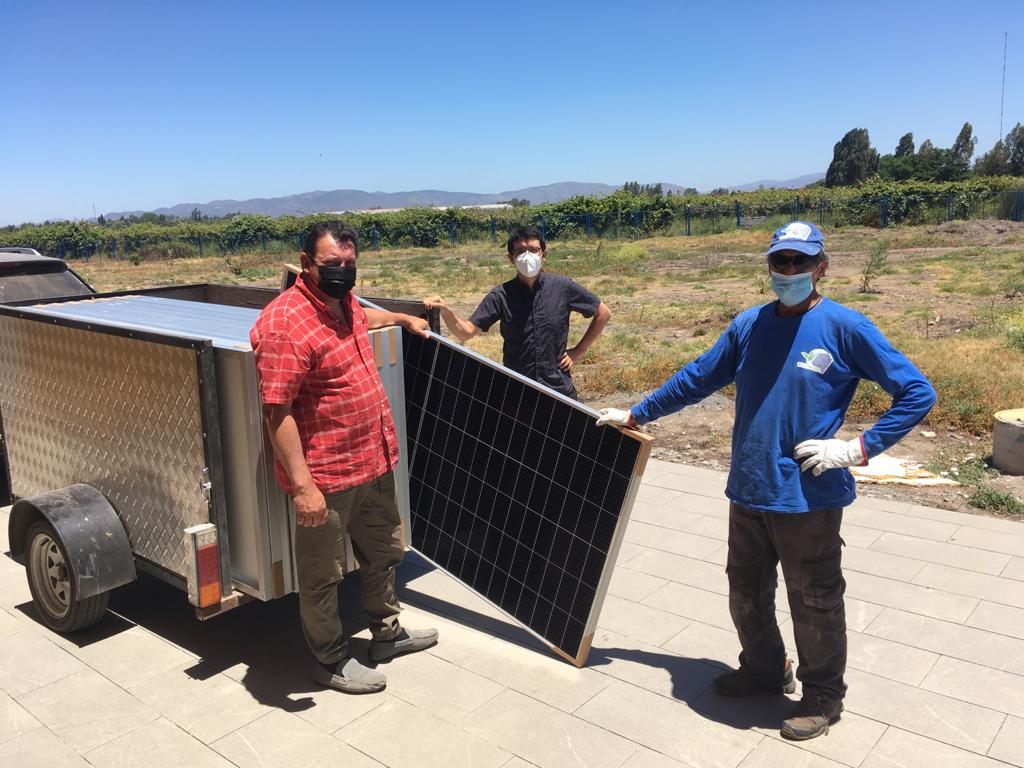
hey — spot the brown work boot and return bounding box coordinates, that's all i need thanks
[713,659,795,697]
[780,694,843,740]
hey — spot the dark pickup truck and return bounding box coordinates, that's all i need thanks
[0,247,94,304]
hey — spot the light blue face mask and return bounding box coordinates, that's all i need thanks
[770,271,814,306]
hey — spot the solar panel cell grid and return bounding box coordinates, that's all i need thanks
[401,331,650,665]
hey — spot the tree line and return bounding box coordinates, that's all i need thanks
[825,122,1024,187]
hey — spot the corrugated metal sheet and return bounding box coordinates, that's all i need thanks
[29,295,260,349]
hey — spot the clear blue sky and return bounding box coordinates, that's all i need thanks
[2,0,1022,225]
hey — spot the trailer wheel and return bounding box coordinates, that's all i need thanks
[25,520,109,632]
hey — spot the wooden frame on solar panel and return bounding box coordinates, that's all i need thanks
[401,330,652,667]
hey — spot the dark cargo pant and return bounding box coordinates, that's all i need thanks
[294,471,405,665]
[726,502,847,703]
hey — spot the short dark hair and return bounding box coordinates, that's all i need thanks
[304,221,360,260]
[506,225,545,254]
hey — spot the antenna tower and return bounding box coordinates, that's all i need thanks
[999,32,1008,138]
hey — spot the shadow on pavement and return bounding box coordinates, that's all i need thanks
[586,644,797,730]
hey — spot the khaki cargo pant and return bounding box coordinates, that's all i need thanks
[295,471,404,665]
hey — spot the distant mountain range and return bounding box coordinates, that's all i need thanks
[102,175,824,220]
[727,173,825,192]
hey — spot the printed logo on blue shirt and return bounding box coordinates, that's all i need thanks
[797,348,834,374]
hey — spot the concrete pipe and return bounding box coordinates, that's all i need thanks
[993,409,1024,476]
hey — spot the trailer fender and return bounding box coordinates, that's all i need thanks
[8,484,136,599]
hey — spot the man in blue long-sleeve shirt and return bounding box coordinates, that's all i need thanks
[597,222,936,741]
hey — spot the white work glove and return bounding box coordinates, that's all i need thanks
[793,438,866,477]
[596,408,635,428]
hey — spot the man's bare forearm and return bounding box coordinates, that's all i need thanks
[263,404,316,493]
[572,302,612,356]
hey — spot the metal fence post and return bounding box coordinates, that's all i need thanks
[1016,190,1023,222]
[261,233,268,253]
[198,236,204,257]
[947,191,953,222]
[735,202,741,228]
[585,213,593,238]
[371,228,380,250]
[490,217,497,244]
[111,238,118,260]
[791,197,799,221]
[448,221,456,248]
[880,196,889,228]
[685,205,692,236]
[540,216,547,243]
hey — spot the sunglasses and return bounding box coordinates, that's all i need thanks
[768,252,820,270]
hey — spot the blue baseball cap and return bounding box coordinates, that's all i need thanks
[766,221,825,258]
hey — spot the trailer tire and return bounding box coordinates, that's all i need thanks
[25,520,109,632]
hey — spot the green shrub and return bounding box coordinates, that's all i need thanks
[969,486,1024,516]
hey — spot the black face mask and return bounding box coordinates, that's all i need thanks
[316,264,356,299]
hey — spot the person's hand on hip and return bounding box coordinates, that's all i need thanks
[794,437,866,476]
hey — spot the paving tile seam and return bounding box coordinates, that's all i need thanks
[210,710,278,765]
[14,658,164,756]
[820,705,999,760]
[949,526,1024,556]
[666,613,996,689]
[986,718,1024,766]
[907,575,1024,611]
[101,609,205,664]
[385,674,507,727]
[733,737,769,768]
[570,686,771,768]
[919,661,1024,706]
[863,542,1013,576]
[399,594,518,649]
[618,535,993,586]
[82,717,226,766]
[642,483,732,503]
[847,672,1008,751]
[868,724,1022,768]
[1,627,89,697]
[860,613,1024,670]
[865,505,1024,532]
[329,731,388,768]
[998,562,1024,582]
[596,615,1005,715]
[331,685,625,768]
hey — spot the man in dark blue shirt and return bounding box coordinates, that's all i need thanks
[597,222,936,740]
[425,226,611,399]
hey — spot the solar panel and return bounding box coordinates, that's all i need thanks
[402,331,652,666]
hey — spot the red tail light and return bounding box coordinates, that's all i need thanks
[184,524,221,608]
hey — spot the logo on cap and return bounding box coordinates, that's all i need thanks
[778,222,814,242]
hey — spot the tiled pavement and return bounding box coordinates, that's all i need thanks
[2,457,1023,767]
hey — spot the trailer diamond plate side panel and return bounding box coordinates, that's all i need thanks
[0,316,212,577]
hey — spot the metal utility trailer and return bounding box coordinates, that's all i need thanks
[0,285,421,631]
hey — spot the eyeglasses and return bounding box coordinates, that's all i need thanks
[768,252,820,270]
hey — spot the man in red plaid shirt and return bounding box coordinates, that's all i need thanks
[251,221,437,694]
